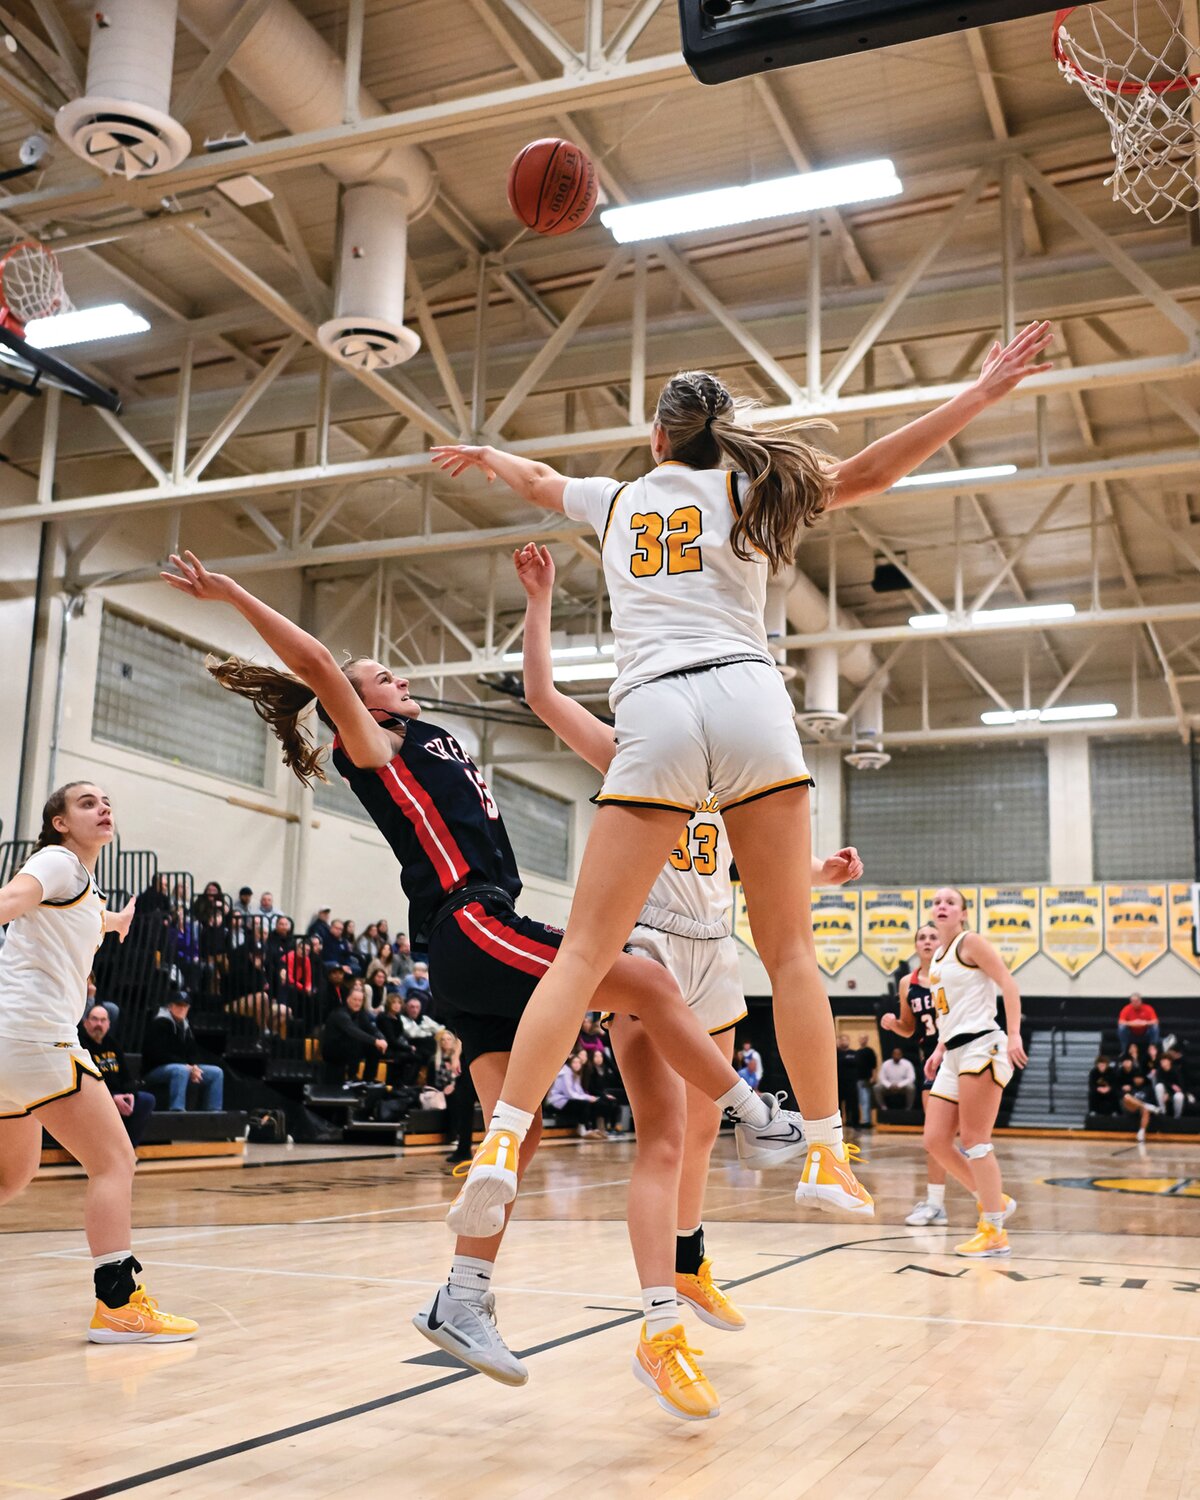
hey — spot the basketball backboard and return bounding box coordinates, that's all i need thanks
[0,320,122,412]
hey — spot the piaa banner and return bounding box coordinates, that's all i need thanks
[860,889,919,974]
[1168,884,1200,974]
[812,888,861,976]
[1041,886,1104,976]
[978,887,1041,972]
[1103,884,1168,975]
[919,887,979,930]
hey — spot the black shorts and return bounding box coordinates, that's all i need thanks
[426,894,564,1066]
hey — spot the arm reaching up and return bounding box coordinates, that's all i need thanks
[430,446,568,513]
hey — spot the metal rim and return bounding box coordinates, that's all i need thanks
[1053,6,1200,96]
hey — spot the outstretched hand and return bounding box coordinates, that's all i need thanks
[161,551,237,603]
[820,846,864,886]
[109,896,136,944]
[430,445,496,481]
[973,320,1054,402]
[513,542,555,600]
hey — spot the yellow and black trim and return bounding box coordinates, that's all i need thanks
[709,1010,747,1037]
[927,1090,959,1104]
[720,773,814,812]
[40,878,93,910]
[599,482,629,551]
[593,792,698,814]
[726,469,742,522]
[958,1059,1011,1088]
[0,1052,104,1119]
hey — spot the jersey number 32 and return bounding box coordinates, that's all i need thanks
[630,506,703,578]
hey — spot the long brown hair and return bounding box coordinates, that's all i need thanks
[654,371,835,571]
[32,782,90,854]
[206,655,370,786]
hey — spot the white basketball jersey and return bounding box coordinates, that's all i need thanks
[563,464,772,706]
[0,847,106,1044]
[928,931,998,1042]
[639,799,732,940]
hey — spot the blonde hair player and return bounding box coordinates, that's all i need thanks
[922,888,1027,1257]
[432,321,1053,1241]
[514,541,861,1419]
[0,783,197,1343]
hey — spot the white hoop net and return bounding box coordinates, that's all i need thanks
[1054,2,1200,223]
[0,240,72,331]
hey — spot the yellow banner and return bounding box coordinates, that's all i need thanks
[860,889,919,974]
[979,887,1041,972]
[812,888,861,976]
[1103,884,1169,975]
[918,887,979,930]
[1041,886,1104,975]
[1168,883,1200,974]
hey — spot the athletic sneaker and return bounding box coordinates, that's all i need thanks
[675,1259,746,1333]
[732,1093,807,1168]
[412,1287,528,1387]
[974,1192,1018,1225]
[446,1128,520,1239]
[905,1199,948,1227]
[955,1220,1010,1258]
[794,1141,874,1216]
[632,1322,719,1421]
[88,1286,198,1344]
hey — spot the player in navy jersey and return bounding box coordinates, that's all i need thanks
[162,551,810,1390]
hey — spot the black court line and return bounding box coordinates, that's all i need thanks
[61,1239,863,1500]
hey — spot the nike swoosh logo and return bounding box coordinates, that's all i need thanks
[757,1122,804,1142]
[649,1300,674,1309]
[101,1311,148,1332]
[426,1291,445,1332]
[643,1357,664,1380]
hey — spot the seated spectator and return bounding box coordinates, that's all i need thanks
[874,1047,917,1112]
[365,968,389,1016]
[577,1015,606,1057]
[78,1003,155,1146]
[142,986,224,1111]
[583,1045,625,1132]
[376,990,420,1084]
[736,1040,763,1088]
[422,1030,464,1111]
[234,886,256,920]
[837,1035,861,1127]
[136,873,172,916]
[856,1032,879,1127]
[357,922,381,964]
[367,942,395,984]
[1118,993,1160,1054]
[400,993,443,1071]
[83,973,119,1033]
[392,931,414,981]
[548,1052,618,1138]
[1121,1070,1162,1143]
[1126,1040,1142,1071]
[1089,1056,1120,1116]
[169,907,203,983]
[322,961,349,1010]
[266,914,295,970]
[402,961,432,1004]
[321,979,389,1083]
[1154,1056,1195,1119]
[308,906,333,947]
[191,880,226,925]
[375,917,391,948]
[324,918,359,976]
[344,918,360,955]
[252,890,278,926]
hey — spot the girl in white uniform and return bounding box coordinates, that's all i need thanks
[433,322,1053,1240]
[0,782,197,1341]
[923,888,1027,1257]
[513,543,863,1420]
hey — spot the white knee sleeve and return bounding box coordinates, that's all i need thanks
[963,1142,994,1160]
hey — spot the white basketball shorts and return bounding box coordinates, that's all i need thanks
[930,1029,1013,1104]
[0,1036,103,1118]
[624,926,747,1036]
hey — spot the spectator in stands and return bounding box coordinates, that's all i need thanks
[343,918,360,954]
[874,1047,917,1112]
[577,1014,606,1057]
[376,990,420,1084]
[78,1003,156,1146]
[136,874,172,916]
[1119,993,1160,1054]
[401,960,432,1003]
[423,1030,464,1110]
[85,973,119,1033]
[321,978,389,1084]
[192,880,226,924]
[1089,1056,1120,1116]
[234,886,255,920]
[392,931,414,981]
[856,1032,878,1127]
[548,1051,617,1138]
[252,891,277,925]
[365,967,389,1016]
[266,914,294,969]
[836,1034,860,1127]
[170,906,202,977]
[583,1044,625,1132]
[1154,1056,1194,1119]
[323,962,348,1009]
[400,993,443,1071]
[365,943,394,985]
[1121,1070,1162,1143]
[142,988,224,1111]
[357,922,381,964]
[324,918,358,975]
[737,1039,763,1088]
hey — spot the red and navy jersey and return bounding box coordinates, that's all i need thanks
[331,719,522,940]
[906,975,939,1057]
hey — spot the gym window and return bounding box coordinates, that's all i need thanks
[491,770,572,882]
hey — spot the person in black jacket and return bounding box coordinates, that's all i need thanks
[78,1003,156,1146]
[321,979,389,1084]
[142,986,224,1110]
[376,990,420,1085]
[1088,1055,1119,1116]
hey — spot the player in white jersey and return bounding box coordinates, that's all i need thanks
[513,542,863,1419]
[432,321,1053,1242]
[922,888,1027,1257]
[0,782,197,1342]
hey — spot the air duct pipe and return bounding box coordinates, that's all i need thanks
[785,569,877,686]
[795,645,846,738]
[764,579,796,680]
[844,683,891,771]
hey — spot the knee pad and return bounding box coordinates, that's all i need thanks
[963,1142,994,1160]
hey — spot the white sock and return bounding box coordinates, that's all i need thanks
[447,1255,494,1302]
[803,1112,844,1149]
[927,1182,946,1208]
[982,1210,1005,1232]
[717,1080,770,1127]
[642,1285,679,1338]
[488,1102,534,1142]
[93,1249,133,1268]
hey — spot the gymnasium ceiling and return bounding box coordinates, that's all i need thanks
[1,0,1198,746]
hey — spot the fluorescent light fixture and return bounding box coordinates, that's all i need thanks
[551,661,619,684]
[216,174,274,207]
[24,302,150,348]
[907,613,949,631]
[503,643,614,665]
[908,602,1076,631]
[981,702,1117,726]
[893,464,1017,489]
[599,159,902,244]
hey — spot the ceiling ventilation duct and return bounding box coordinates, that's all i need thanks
[318,185,418,368]
[764,579,796,681]
[56,0,191,179]
[844,684,891,771]
[795,645,846,738]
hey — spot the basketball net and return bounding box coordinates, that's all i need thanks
[0,240,72,335]
[1054,3,1200,223]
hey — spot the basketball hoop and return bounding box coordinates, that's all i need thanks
[1053,4,1200,222]
[0,240,72,335]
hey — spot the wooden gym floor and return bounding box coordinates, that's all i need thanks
[3,1133,1199,1500]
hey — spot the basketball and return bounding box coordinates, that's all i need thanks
[506,137,598,236]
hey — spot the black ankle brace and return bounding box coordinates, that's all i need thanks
[94,1255,142,1309]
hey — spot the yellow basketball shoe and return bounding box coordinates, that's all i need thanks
[88,1286,198,1344]
[446,1129,520,1239]
[675,1260,746,1333]
[632,1323,720,1421]
[794,1141,874,1216]
[975,1192,1018,1224]
[955,1219,1011,1258]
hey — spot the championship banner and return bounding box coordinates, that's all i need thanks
[812,888,861,976]
[859,889,919,974]
[978,887,1041,972]
[1103,884,1169,975]
[1041,886,1104,976]
[918,887,979,930]
[1168,883,1200,974]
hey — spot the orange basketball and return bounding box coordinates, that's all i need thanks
[506,138,598,236]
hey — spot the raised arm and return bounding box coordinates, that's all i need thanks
[515,544,617,775]
[430,446,567,513]
[826,321,1054,509]
[161,551,393,770]
[960,930,1027,1068]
